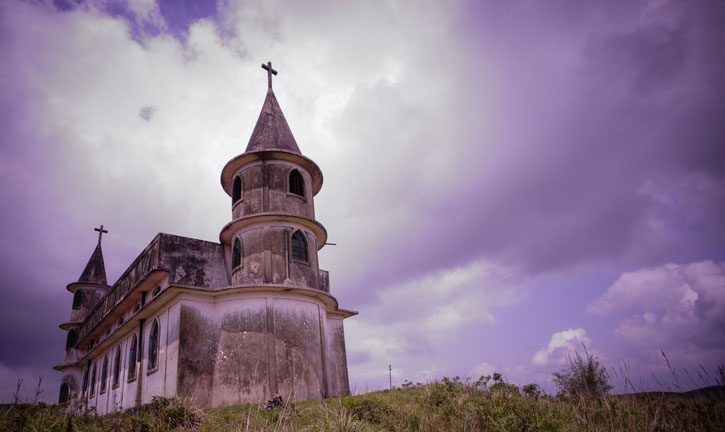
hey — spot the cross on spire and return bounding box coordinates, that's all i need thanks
[94,225,108,245]
[261,61,278,90]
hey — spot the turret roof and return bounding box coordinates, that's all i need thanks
[245,88,301,154]
[78,243,108,285]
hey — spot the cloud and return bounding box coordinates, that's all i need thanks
[532,328,591,367]
[588,260,725,370]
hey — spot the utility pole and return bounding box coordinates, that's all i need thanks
[389,365,392,389]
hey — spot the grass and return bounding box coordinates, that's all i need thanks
[1,379,723,431]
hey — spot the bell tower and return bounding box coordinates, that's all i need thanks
[219,62,327,289]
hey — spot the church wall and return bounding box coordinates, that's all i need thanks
[326,317,351,397]
[139,307,171,404]
[231,162,314,220]
[160,235,228,289]
[176,292,336,408]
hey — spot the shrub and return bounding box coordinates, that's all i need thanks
[553,347,612,397]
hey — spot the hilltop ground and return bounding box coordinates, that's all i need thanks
[2,378,724,431]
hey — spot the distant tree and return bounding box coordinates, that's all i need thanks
[522,383,542,399]
[552,347,612,397]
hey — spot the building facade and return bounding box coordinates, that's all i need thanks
[54,65,356,413]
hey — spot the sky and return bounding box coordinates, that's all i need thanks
[1,0,724,402]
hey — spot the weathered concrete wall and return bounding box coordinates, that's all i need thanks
[231,226,319,289]
[231,162,314,220]
[160,235,228,289]
[176,292,340,407]
[69,287,107,323]
[326,317,351,397]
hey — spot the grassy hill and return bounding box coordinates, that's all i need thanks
[2,379,724,431]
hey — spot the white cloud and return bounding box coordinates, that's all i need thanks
[532,328,590,367]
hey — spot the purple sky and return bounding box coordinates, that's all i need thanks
[1,0,724,401]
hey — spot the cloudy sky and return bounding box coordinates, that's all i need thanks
[1,0,724,402]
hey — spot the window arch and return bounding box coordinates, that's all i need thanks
[291,230,308,262]
[232,237,242,269]
[289,169,304,197]
[128,334,137,380]
[72,291,82,310]
[113,346,122,387]
[59,382,70,404]
[232,175,242,203]
[148,320,160,371]
[90,363,97,396]
[100,356,108,393]
[66,330,77,350]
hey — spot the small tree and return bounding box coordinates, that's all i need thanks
[552,347,612,397]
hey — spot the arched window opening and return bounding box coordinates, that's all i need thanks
[90,364,97,396]
[232,237,242,268]
[82,365,89,394]
[128,334,137,380]
[66,330,77,350]
[113,346,121,387]
[148,320,160,370]
[58,382,70,404]
[289,169,304,197]
[100,356,108,393]
[72,291,82,310]
[291,230,308,262]
[233,175,242,203]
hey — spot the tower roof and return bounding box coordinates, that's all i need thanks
[78,243,108,285]
[245,88,301,154]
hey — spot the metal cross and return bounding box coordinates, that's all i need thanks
[94,225,108,245]
[261,61,278,89]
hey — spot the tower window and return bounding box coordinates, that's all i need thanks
[90,364,97,396]
[59,382,70,404]
[100,356,108,393]
[232,175,242,203]
[66,330,77,350]
[113,346,121,388]
[232,237,242,269]
[291,230,308,262]
[128,334,137,380]
[148,320,160,371]
[289,169,304,197]
[72,291,82,310]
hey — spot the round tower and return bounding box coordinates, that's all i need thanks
[56,226,112,403]
[219,62,327,289]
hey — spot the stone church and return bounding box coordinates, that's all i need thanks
[54,63,356,413]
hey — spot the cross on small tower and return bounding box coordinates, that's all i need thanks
[261,61,278,90]
[94,225,108,245]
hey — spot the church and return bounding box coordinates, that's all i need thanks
[54,62,356,413]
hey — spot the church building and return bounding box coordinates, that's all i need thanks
[54,63,356,413]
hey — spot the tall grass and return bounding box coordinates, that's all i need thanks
[1,378,723,431]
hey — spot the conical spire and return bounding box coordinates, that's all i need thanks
[78,225,108,285]
[245,88,301,154]
[245,62,301,154]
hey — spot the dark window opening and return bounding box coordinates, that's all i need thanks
[128,334,137,380]
[113,346,121,387]
[90,364,97,396]
[72,291,82,310]
[59,382,70,404]
[66,330,77,350]
[289,169,304,197]
[148,320,159,370]
[232,175,242,203]
[82,365,89,394]
[100,356,108,393]
[232,237,242,268]
[291,230,308,262]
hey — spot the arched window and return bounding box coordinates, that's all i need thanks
[232,175,242,203]
[72,291,82,310]
[113,346,121,387]
[232,237,242,268]
[148,320,160,370]
[90,364,97,396]
[289,169,304,197]
[100,356,108,393]
[66,330,77,350]
[291,230,308,262]
[58,382,70,404]
[128,334,137,380]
